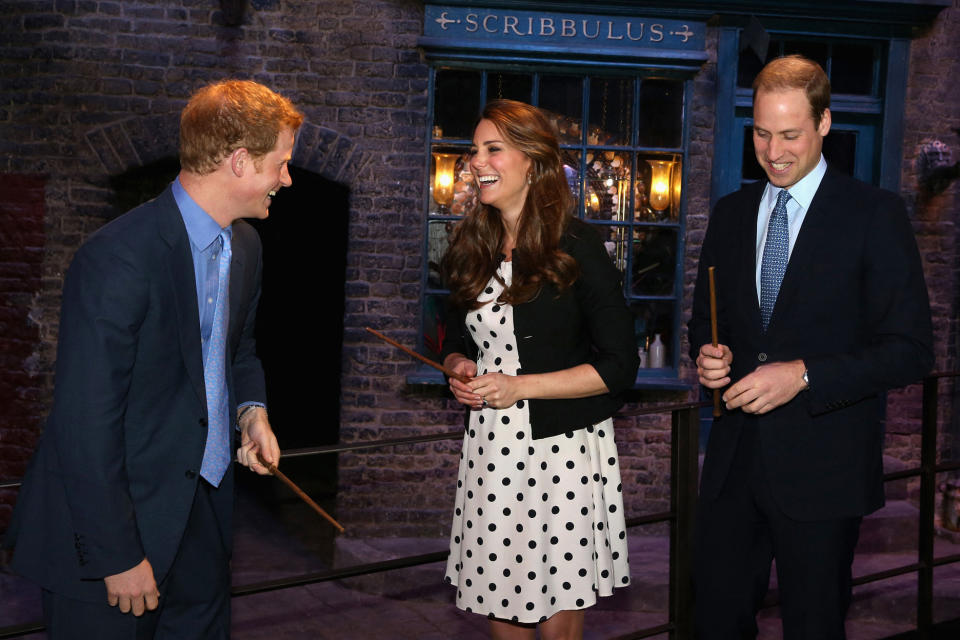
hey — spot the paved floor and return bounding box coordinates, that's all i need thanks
[2,472,959,639]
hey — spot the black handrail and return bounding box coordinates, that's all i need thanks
[2,375,959,639]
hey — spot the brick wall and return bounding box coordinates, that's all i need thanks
[894,0,960,492]
[0,175,46,527]
[0,1,957,539]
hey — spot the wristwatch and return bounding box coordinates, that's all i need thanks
[802,369,810,389]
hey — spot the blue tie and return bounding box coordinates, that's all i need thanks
[759,189,791,331]
[200,228,232,486]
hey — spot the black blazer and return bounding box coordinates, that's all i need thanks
[7,186,267,602]
[688,167,933,521]
[443,218,640,439]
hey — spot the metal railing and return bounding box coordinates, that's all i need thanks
[1,375,958,639]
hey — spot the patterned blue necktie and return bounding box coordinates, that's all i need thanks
[759,189,791,331]
[200,228,232,486]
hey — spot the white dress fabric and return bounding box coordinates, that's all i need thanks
[445,261,630,623]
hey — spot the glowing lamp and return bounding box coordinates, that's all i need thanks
[432,152,458,210]
[646,159,675,212]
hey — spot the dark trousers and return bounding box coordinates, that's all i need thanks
[694,423,862,640]
[43,479,232,640]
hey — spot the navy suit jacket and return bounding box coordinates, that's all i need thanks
[688,168,933,521]
[7,186,267,602]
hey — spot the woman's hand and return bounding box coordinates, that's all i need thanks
[445,354,481,409]
[468,372,526,410]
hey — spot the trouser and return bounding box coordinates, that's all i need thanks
[43,478,232,640]
[694,423,862,640]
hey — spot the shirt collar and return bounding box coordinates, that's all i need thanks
[769,154,827,211]
[172,176,227,252]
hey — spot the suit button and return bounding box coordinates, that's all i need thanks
[758,352,768,362]
[185,470,197,479]
[199,417,208,427]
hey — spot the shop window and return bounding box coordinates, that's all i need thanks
[422,67,689,385]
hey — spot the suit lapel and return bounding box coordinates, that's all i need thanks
[765,169,838,335]
[737,182,766,335]
[156,187,207,407]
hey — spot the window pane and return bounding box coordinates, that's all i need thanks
[631,301,675,369]
[737,46,770,89]
[638,79,683,148]
[427,220,458,289]
[539,75,583,145]
[636,155,681,222]
[486,72,533,104]
[822,130,858,177]
[584,150,631,222]
[560,149,582,209]
[741,126,765,182]
[782,40,828,71]
[588,76,634,146]
[831,44,875,95]
[423,294,451,358]
[632,227,677,297]
[429,147,473,216]
[434,69,481,139]
[592,224,628,273]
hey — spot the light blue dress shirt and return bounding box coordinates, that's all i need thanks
[755,155,827,303]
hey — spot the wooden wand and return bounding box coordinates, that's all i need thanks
[365,327,472,384]
[708,266,722,418]
[256,452,346,534]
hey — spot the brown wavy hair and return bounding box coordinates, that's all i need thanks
[442,100,578,310]
[179,79,304,175]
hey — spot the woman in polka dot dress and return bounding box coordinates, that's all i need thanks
[440,100,641,639]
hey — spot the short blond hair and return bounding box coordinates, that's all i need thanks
[753,55,831,127]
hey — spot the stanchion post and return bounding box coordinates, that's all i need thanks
[670,406,699,639]
[918,376,938,638]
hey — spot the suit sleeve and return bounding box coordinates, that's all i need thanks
[54,240,148,579]
[804,192,934,413]
[568,225,640,394]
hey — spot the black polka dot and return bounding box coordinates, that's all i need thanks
[489,582,496,591]
[551,445,560,454]
[501,416,510,425]
[566,460,575,469]
[621,576,629,584]
[494,357,502,365]
[566,491,576,500]
[505,344,513,351]
[527,571,536,580]
[551,506,560,515]
[487,463,495,472]
[576,598,584,607]
[609,504,617,513]
[608,457,616,465]
[503,507,511,516]
[501,447,510,456]
[528,478,536,487]
[483,341,490,349]
[488,523,497,531]
[580,538,588,546]
[579,568,587,577]
[502,477,511,486]
[492,305,501,312]
[526,602,534,611]
[485,287,493,294]
[550,536,559,545]
[564,552,573,561]
[528,509,536,518]
[552,475,560,484]
[466,578,472,587]
[517,400,525,408]
[601,569,609,578]
[502,598,509,607]
[562,581,571,590]
[503,568,511,577]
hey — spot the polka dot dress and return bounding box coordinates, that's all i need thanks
[445,261,630,623]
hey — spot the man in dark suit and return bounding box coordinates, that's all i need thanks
[6,80,303,639]
[688,55,933,639]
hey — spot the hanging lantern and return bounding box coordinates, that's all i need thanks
[646,159,675,212]
[432,152,458,212]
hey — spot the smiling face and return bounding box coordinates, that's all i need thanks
[469,118,533,221]
[752,88,831,189]
[238,127,295,220]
